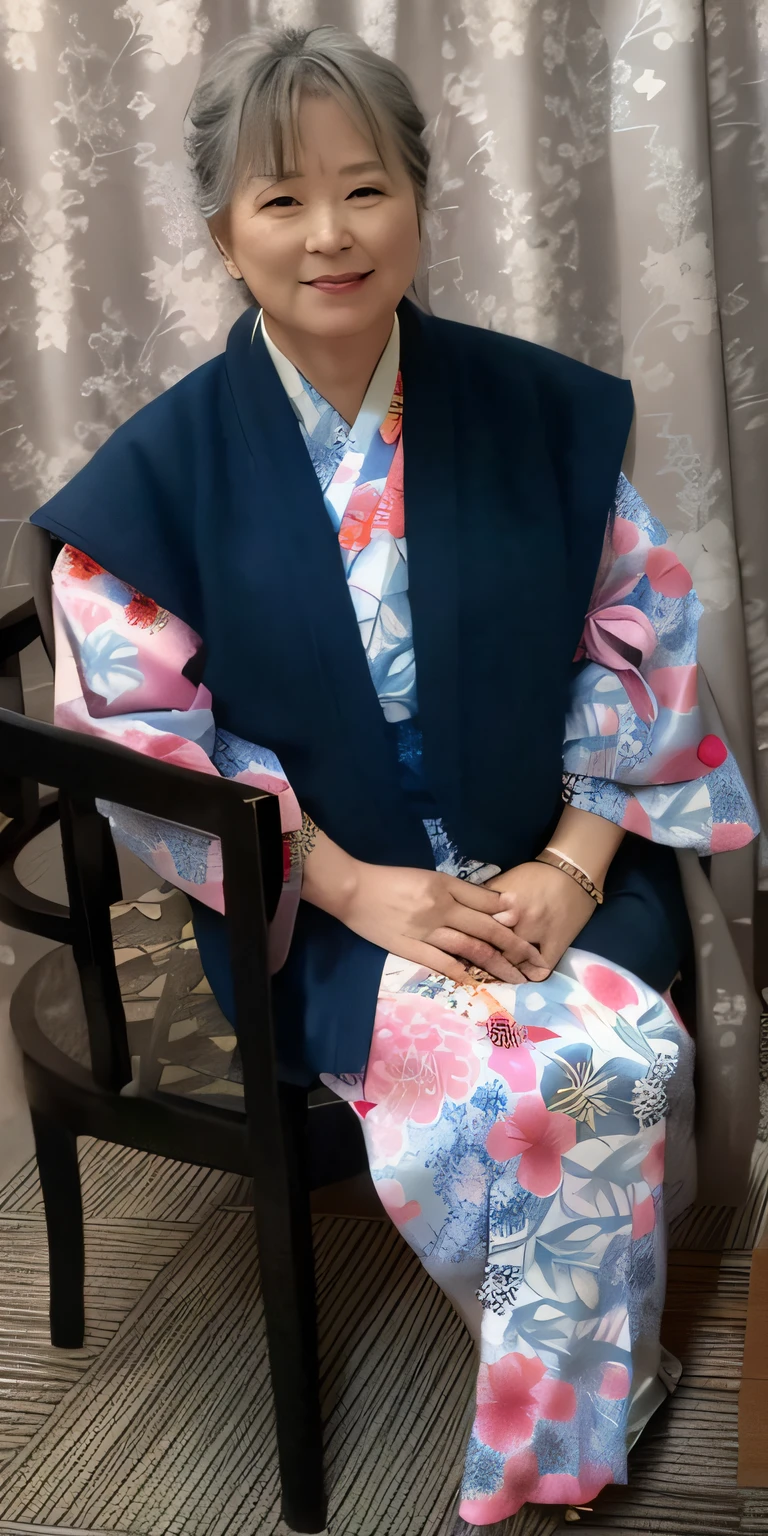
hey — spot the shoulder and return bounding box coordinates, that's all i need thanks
[30,351,228,581]
[423,308,633,410]
[100,352,226,458]
[32,352,226,537]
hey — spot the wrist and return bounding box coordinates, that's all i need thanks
[547,807,624,886]
[536,848,604,907]
[301,831,362,920]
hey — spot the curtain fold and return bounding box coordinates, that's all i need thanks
[1,0,764,888]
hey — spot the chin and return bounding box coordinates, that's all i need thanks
[299,283,394,331]
[310,313,380,338]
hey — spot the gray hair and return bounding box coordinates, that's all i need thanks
[184,26,430,222]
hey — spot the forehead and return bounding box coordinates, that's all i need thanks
[240,89,391,187]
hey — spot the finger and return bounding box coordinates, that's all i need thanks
[428,929,527,984]
[517,959,553,982]
[513,922,564,973]
[515,927,565,981]
[490,905,521,928]
[443,878,513,915]
[443,905,542,967]
[405,940,475,985]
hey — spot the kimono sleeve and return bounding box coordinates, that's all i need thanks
[562,476,759,854]
[52,544,302,972]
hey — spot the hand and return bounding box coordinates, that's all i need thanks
[486,860,597,982]
[306,847,543,984]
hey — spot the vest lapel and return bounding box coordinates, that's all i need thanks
[398,300,461,831]
[223,310,430,864]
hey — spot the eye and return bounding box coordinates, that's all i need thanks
[347,185,383,199]
[262,194,300,209]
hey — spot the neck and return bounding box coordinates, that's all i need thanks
[260,309,396,425]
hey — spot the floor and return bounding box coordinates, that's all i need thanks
[739,1224,768,1492]
[0,1133,767,1536]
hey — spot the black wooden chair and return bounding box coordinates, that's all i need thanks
[0,695,368,1535]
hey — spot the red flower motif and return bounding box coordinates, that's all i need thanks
[338,480,380,552]
[380,371,403,444]
[474,1353,576,1456]
[373,435,404,537]
[486,1092,577,1196]
[64,545,104,581]
[125,591,160,628]
[697,733,727,769]
[487,1013,528,1049]
[352,1101,377,1119]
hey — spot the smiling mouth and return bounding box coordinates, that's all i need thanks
[302,271,374,291]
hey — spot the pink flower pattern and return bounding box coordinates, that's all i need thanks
[475,1353,577,1454]
[329,952,692,1524]
[486,1092,577,1196]
[565,476,758,853]
[364,993,483,1128]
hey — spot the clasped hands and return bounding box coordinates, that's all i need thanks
[333,858,597,986]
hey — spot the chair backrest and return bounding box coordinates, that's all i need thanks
[0,707,283,1112]
[0,598,41,826]
[3,521,56,663]
[0,523,55,832]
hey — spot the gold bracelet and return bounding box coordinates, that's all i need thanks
[544,845,597,886]
[285,811,319,870]
[535,848,604,905]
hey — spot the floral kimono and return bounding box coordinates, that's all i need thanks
[49,314,757,1523]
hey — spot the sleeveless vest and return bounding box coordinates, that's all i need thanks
[32,299,633,1080]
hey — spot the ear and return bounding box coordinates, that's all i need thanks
[207,217,243,281]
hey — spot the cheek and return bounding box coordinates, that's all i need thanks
[241,233,299,281]
[226,212,301,289]
[372,208,421,273]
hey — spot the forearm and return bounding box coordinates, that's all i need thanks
[543,804,625,886]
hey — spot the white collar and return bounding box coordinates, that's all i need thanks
[255,308,399,459]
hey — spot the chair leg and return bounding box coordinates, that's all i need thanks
[31,1110,85,1349]
[251,1084,326,1534]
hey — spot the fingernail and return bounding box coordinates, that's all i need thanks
[492,911,516,926]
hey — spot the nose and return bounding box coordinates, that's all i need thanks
[304,200,353,256]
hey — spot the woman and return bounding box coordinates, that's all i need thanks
[32,27,758,1523]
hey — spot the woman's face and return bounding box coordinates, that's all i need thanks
[213,93,422,340]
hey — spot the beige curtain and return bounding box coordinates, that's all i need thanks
[1,0,765,862]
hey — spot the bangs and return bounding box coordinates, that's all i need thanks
[185,27,430,222]
[233,60,391,191]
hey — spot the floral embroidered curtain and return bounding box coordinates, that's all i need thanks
[1,0,766,903]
